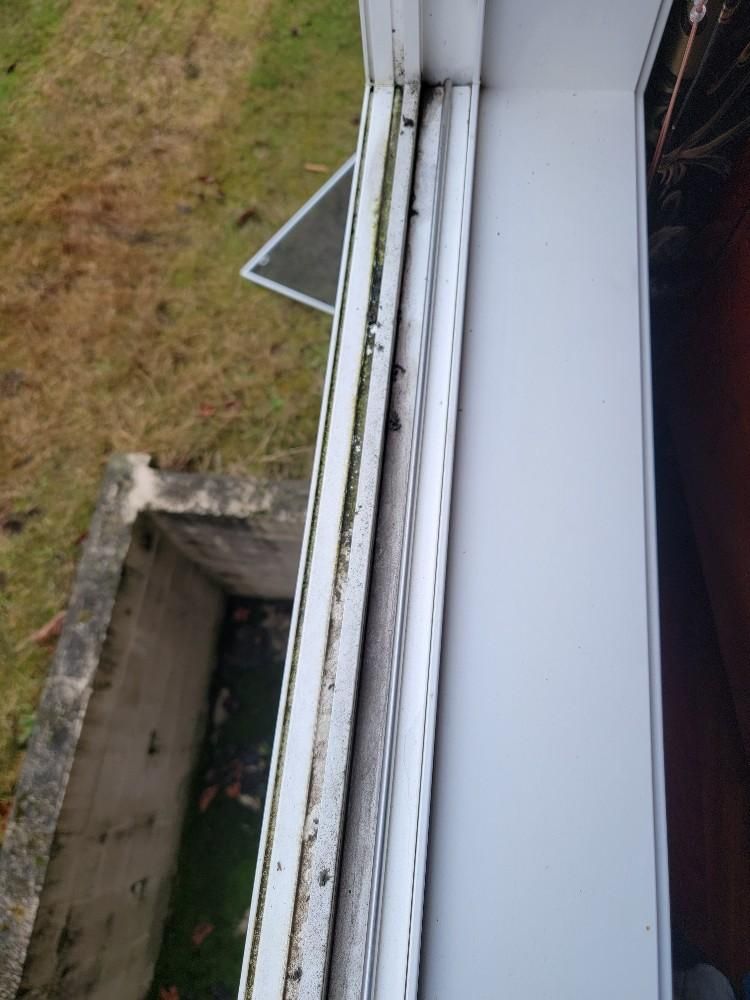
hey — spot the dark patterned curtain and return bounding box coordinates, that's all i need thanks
[647,3,750,991]
[647,0,750,298]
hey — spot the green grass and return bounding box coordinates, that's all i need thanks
[0,0,69,106]
[0,0,363,819]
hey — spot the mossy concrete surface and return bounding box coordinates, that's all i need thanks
[0,455,306,999]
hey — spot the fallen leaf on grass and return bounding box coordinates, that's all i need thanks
[191,922,214,947]
[0,369,25,398]
[1,517,24,536]
[1,506,41,536]
[0,798,12,835]
[304,162,329,174]
[235,207,259,228]
[195,175,225,200]
[198,784,218,813]
[198,402,216,418]
[28,611,65,647]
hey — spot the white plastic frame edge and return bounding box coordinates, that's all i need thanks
[239,156,357,316]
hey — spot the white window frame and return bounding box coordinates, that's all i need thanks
[239,3,675,998]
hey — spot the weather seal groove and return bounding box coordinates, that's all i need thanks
[366,83,479,1000]
[291,83,420,1000]
[241,83,395,1000]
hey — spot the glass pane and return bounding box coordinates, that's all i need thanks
[242,158,355,313]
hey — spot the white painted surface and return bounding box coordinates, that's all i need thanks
[482,0,662,90]
[391,0,422,82]
[421,0,485,85]
[635,11,676,998]
[419,83,666,1000]
[359,0,394,86]
[360,0,485,86]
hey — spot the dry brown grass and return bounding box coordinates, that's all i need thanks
[0,0,363,811]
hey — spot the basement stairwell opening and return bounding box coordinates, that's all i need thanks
[0,457,306,1000]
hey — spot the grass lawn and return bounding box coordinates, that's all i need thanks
[0,0,363,821]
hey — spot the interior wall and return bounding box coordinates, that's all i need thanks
[19,516,224,999]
